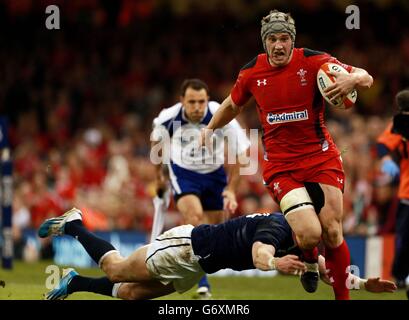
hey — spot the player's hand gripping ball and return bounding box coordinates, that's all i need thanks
[317,62,357,109]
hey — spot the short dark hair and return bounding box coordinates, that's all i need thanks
[180,79,209,96]
[396,89,409,111]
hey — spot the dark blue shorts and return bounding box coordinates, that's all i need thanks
[168,163,227,211]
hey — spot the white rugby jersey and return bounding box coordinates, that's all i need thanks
[152,101,250,174]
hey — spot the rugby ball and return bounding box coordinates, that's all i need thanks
[317,62,357,109]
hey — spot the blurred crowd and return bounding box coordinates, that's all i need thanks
[0,1,408,259]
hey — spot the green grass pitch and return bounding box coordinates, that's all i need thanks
[0,261,406,300]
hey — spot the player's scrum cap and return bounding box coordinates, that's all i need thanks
[260,10,296,50]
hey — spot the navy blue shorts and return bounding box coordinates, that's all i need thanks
[168,163,227,211]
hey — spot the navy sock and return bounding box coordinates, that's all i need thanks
[68,275,114,297]
[65,220,116,265]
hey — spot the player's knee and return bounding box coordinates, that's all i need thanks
[184,211,203,226]
[323,224,343,247]
[104,265,123,283]
[299,232,321,249]
[296,226,322,249]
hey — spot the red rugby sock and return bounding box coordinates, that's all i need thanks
[325,240,351,300]
[292,231,319,263]
[301,246,319,263]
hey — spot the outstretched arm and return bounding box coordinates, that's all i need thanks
[353,276,397,293]
[200,95,243,147]
[252,241,306,274]
[318,255,397,293]
[207,95,243,130]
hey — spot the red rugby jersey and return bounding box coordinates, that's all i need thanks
[231,48,352,175]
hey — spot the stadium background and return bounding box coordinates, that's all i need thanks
[0,0,408,299]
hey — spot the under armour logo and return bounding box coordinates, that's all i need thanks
[257,79,267,86]
[337,177,344,184]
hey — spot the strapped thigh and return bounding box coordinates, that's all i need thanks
[280,187,314,216]
[280,183,325,216]
[304,182,325,214]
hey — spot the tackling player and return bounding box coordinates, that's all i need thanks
[200,10,373,299]
[38,208,396,300]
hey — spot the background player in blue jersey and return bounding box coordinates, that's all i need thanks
[39,208,396,300]
[150,79,250,297]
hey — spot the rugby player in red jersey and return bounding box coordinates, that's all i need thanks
[200,10,373,300]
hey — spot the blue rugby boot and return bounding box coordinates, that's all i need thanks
[44,268,79,300]
[38,208,82,238]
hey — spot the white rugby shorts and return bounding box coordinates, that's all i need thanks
[145,224,205,293]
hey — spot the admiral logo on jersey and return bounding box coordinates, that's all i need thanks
[266,109,309,125]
